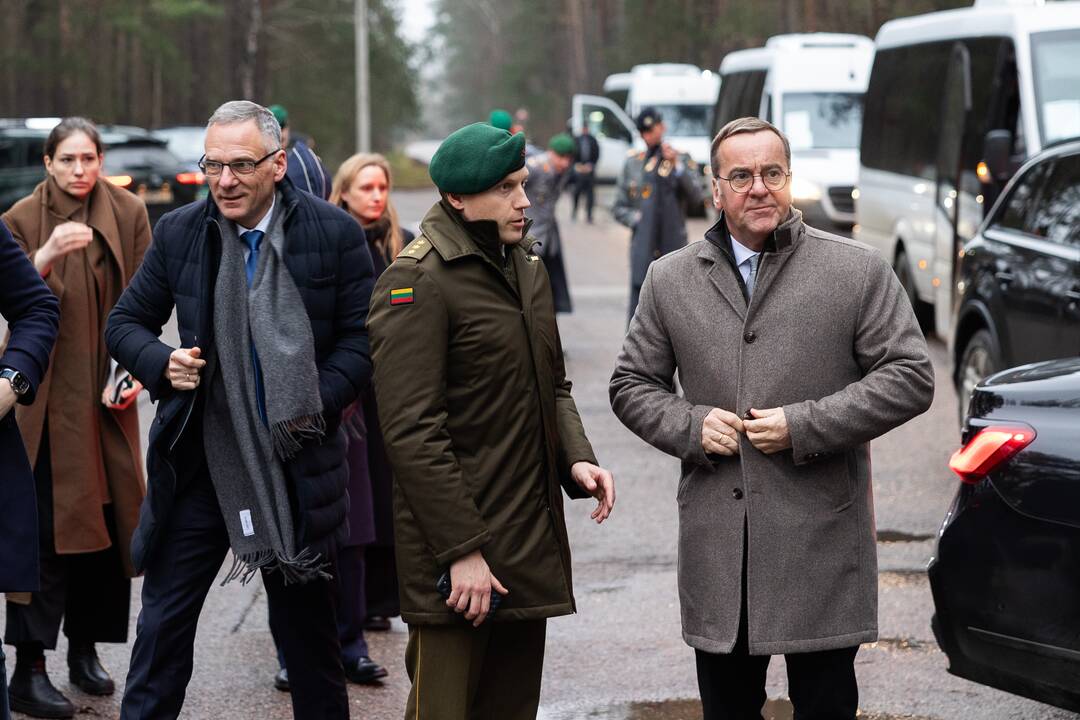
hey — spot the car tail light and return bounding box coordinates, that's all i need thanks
[175,171,205,185]
[107,175,133,187]
[949,425,1035,483]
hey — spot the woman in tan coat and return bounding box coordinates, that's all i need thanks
[1,117,149,719]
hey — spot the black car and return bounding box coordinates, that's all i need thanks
[951,140,1080,420]
[0,120,205,222]
[929,357,1080,712]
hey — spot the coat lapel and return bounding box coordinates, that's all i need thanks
[698,242,746,321]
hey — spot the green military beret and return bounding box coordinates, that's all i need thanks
[489,109,513,131]
[269,104,289,128]
[549,133,574,156]
[429,122,527,195]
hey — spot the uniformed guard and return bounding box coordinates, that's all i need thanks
[613,106,703,321]
[367,122,616,720]
[524,133,575,314]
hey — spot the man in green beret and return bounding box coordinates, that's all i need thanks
[368,122,616,720]
[524,133,576,315]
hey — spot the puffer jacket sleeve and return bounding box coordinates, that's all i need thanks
[316,214,373,415]
[368,260,491,566]
[105,219,178,402]
[0,221,59,403]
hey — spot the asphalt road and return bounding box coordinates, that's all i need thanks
[2,187,1073,719]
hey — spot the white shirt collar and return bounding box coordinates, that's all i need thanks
[729,233,759,267]
[237,195,276,236]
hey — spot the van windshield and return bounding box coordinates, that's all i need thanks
[1032,29,1080,146]
[651,104,714,137]
[780,92,862,151]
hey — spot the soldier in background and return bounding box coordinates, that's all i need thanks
[612,107,702,322]
[525,133,576,316]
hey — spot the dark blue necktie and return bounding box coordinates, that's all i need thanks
[241,230,268,424]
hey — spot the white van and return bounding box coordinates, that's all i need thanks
[855,0,1080,336]
[714,33,874,235]
[571,63,719,187]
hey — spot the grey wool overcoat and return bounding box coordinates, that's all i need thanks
[609,210,934,655]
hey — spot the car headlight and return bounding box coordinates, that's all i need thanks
[790,176,822,202]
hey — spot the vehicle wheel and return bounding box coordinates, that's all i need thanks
[957,329,1000,425]
[894,250,935,334]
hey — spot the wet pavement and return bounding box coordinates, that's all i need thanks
[2,188,1076,718]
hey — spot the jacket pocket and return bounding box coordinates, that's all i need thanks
[308,273,338,288]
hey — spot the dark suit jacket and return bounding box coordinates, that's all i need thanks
[0,220,60,591]
[106,176,374,572]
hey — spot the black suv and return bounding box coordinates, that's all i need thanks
[951,140,1080,419]
[0,120,205,223]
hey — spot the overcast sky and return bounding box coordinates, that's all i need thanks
[398,0,435,43]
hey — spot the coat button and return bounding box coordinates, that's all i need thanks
[743,331,756,343]
[732,487,744,500]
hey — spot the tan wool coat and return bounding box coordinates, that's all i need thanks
[2,177,149,576]
[610,211,934,655]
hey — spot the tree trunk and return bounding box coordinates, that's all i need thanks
[240,0,263,99]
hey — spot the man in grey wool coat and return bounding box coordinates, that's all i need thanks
[609,116,934,720]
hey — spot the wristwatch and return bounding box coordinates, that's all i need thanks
[0,367,30,398]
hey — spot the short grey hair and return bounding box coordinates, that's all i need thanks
[710,117,791,177]
[206,100,281,154]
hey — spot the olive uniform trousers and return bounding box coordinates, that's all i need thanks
[404,619,547,720]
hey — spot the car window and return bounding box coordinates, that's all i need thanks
[994,161,1052,234]
[1028,153,1080,247]
[103,145,180,172]
[0,137,24,168]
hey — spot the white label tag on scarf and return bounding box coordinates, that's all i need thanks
[240,509,255,537]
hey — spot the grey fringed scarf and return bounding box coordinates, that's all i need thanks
[203,196,328,585]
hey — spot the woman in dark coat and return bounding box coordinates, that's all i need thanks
[324,152,412,682]
[1,118,149,718]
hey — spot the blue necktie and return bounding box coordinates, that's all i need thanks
[241,230,268,424]
[745,254,760,299]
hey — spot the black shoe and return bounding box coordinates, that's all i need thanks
[273,667,290,692]
[363,615,392,632]
[8,659,76,719]
[343,656,388,685]
[67,641,115,696]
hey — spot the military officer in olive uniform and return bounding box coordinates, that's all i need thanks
[613,107,703,321]
[524,133,575,314]
[367,122,616,720]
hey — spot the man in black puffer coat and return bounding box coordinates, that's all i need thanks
[105,101,372,720]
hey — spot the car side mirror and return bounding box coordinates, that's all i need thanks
[983,130,1012,182]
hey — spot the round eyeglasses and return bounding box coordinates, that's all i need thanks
[198,149,281,177]
[716,167,790,194]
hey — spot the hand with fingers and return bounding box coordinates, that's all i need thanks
[701,407,745,457]
[165,346,206,391]
[744,407,791,454]
[35,221,94,276]
[447,549,508,627]
[570,461,616,523]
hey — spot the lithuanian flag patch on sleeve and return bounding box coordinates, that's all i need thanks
[390,287,414,305]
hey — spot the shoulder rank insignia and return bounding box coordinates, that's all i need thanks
[390,287,414,305]
[399,237,432,261]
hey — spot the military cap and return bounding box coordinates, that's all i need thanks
[635,107,663,132]
[269,104,289,128]
[489,109,513,131]
[429,122,527,195]
[548,133,574,156]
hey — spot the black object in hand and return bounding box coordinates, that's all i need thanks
[436,570,502,616]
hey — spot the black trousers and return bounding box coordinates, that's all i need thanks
[364,544,399,619]
[119,469,348,720]
[695,521,859,720]
[572,171,596,221]
[4,428,130,650]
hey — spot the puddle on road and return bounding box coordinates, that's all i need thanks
[877,530,934,543]
[570,698,933,719]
